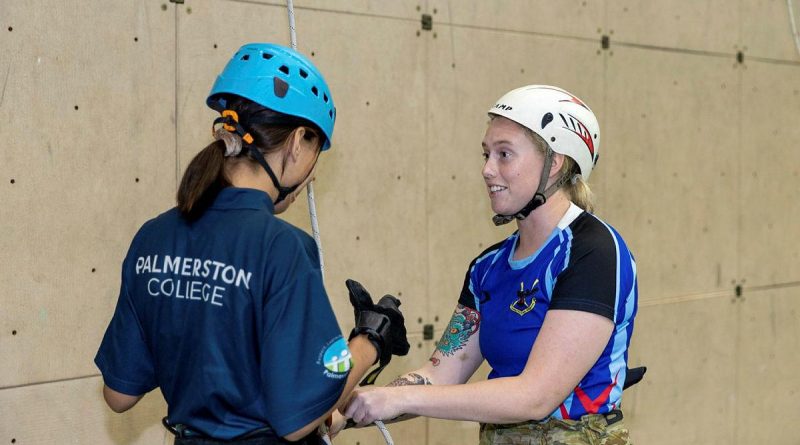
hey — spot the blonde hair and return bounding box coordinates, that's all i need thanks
[524,128,595,212]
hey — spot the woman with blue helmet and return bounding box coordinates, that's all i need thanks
[335,86,641,444]
[95,43,409,444]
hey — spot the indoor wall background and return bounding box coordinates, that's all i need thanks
[1,1,799,444]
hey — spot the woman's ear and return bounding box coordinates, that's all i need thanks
[550,152,565,178]
[287,127,307,161]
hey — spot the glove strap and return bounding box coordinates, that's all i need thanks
[359,364,387,386]
[349,311,390,365]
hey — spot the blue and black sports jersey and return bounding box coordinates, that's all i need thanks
[459,204,638,420]
[95,187,349,439]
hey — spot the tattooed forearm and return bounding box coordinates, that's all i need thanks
[379,373,432,425]
[433,304,480,358]
[388,372,432,387]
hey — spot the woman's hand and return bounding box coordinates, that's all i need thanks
[343,387,403,427]
[327,410,348,439]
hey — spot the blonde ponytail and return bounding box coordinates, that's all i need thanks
[561,160,595,213]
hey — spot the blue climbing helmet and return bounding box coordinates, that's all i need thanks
[207,43,336,150]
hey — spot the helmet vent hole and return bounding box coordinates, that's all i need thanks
[323,93,328,103]
[594,133,598,138]
[241,54,250,61]
[299,69,308,78]
[551,137,556,142]
[279,65,289,75]
[329,110,333,118]
[311,86,319,96]
[541,112,554,129]
[262,52,273,60]
[273,77,289,98]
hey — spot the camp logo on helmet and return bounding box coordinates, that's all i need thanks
[560,113,595,157]
[493,103,513,111]
[318,336,352,379]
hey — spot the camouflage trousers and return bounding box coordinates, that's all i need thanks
[479,410,631,445]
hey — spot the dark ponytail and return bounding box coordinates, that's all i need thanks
[177,140,230,221]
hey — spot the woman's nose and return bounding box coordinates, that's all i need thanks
[482,158,495,180]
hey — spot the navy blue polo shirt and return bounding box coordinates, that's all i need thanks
[95,187,350,439]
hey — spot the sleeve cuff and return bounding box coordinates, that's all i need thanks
[548,298,614,321]
[94,356,154,396]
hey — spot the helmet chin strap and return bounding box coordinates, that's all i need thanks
[215,113,317,206]
[492,147,573,226]
[244,146,300,205]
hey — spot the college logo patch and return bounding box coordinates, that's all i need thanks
[320,337,351,379]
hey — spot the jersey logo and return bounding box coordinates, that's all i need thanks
[321,337,352,378]
[510,279,538,316]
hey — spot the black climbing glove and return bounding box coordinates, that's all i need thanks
[346,279,410,371]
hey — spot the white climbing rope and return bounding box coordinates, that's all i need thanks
[788,0,800,58]
[284,2,393,444]
[286,0,326,280]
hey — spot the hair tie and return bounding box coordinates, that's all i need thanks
[214,127,243,157]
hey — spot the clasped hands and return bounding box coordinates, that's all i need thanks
[329,386,404,437]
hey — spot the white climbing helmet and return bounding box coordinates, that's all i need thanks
[488,85,600,180]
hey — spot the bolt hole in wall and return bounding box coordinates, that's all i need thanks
[12,330,17,336]
[74,105,79,110]
[10,179,15,184]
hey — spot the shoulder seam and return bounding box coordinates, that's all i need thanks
[471,236,510,266]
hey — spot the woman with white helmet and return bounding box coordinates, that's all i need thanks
[336,85,639,444]
[94,43,409,444]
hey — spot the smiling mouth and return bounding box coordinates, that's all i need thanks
[488,185,507,194]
